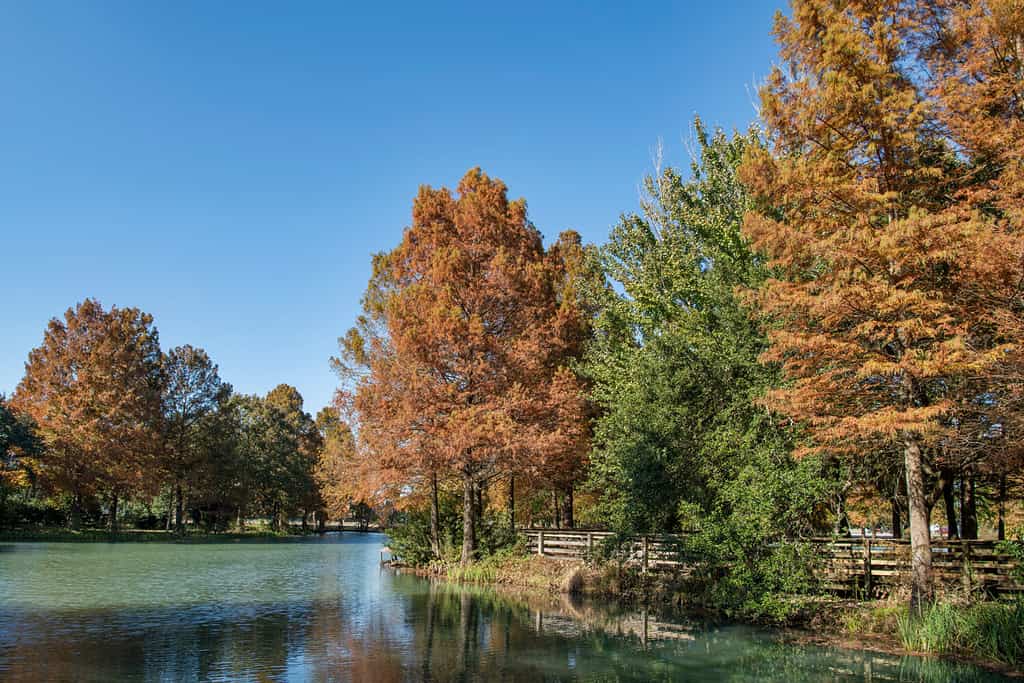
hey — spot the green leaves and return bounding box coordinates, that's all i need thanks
[583,122,775,531]
[580,119,833,616]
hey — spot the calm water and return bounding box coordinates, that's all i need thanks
[0,535,1008,682]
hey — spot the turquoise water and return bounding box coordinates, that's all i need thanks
[0,535,1008,681]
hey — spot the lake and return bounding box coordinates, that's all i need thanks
[0,535,1008,681]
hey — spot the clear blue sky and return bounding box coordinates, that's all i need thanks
[1,1,782,414]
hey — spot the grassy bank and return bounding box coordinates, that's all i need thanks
[443,548,581,591]
[0,526,323,543]
[819,600,1024,671]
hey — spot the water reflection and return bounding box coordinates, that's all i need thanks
[0,537,1008,682]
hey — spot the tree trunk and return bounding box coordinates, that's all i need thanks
[564,487,574,529]
[891,498,902,539]
[998,474,1007,541]
[109,492,119,533]
[552,490,561,529]
[460,474,477,565]
[835,492,850,536]
[69,492,82,531]
[175,483,184,534]
[430,472,441,558]
[905,437,933,608]
[301,510,309,532]
[508,475,515,533]
[165,488,173,531]
[271,503,281,532]
[961,470,978,539]
[941,469,959,539]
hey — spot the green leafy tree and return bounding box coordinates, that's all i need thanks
[229,386,320,531]
[265,384,322,527]
[161,345,230,532]
[582,121,831,616]
[184,392,246,530]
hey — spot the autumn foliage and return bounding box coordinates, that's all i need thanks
[4,3,1024,621]
[340,169,589,563]
[742,0,1024,605]
[6,299,328,533]
[12,299,163,529]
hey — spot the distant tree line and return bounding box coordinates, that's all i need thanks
[0,299,355,533]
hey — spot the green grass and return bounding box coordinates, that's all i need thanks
[447,560,500,583]
[897,600,1024,666]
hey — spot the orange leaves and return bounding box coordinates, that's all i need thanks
[11,299,164,499]
[345,169,589,505]
[743,0,1024,469]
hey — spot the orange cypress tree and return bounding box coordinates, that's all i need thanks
[741,0,1015,606]
[313,406,360,522]
[12,299,163,530]
[343,169,587,564]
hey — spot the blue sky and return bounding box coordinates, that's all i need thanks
[1,0,782,414]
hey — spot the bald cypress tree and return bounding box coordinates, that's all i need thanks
[743,0,1024,606]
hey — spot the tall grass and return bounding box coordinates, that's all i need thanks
[897,600,1024,665]
[444,546,568,590]
[447,559,500,584]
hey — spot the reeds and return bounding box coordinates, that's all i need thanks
[897,599,1024,665]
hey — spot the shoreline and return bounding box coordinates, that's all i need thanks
[0,526,384,543]
[777,628,1024,679]
[387,553,1023,677]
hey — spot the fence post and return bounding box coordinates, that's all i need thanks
[642,535,649,574]
[587,532,593,555]
[537,530,545,556]
[864,528,873,597]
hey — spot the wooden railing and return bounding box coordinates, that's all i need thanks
[522,529,687,571]
[811,536,1023,597]
[520,529,1024,596]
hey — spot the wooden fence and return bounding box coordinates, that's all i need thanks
[521,529,1024,597]
[810,536,1023,597]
